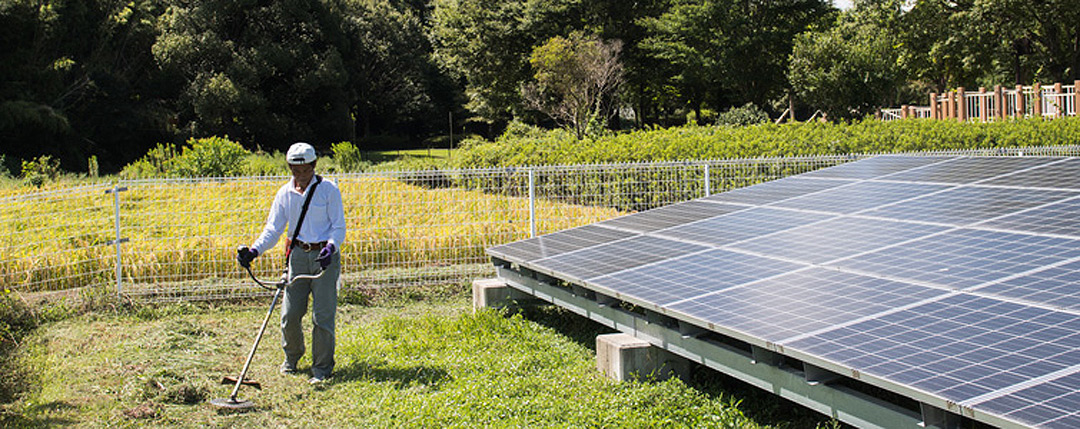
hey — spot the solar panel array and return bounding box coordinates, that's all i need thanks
[488,156,1080,429]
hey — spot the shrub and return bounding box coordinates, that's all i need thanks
[453,117,1080,168]
[21,155,61,187]
[120,143,181,179]
[242,151,287,176]
[87,155,99,178]
[168,136,248,177]
[331,141,366,172]
[715,103,770,126]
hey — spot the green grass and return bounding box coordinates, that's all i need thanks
[366,148,454,162]
[0,289,835,428]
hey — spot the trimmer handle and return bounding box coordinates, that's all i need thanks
[243,265,324,291]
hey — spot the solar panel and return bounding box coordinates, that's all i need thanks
[863,186,1079,226]
[786,294,1080,408]
[798,155,953,179]
[702,176,852,204]
[977,196,1080,238]
[667,268,950,342]
[883,157,1058,184]
[531,235,708,283]
[655,207,832,247]
[597,201,747,233]
[973,259,1080,310]
[982,158,1080,190]
[975,370,1080,429]
[827,228,1080,290]
[589,249,802,306]
[487,224,635,264]
[731,217,950,264]
[770,181,951,214]
[487,155,1080,429]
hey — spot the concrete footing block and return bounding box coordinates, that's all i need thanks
[596,333,689,382]
[472,278,535,313]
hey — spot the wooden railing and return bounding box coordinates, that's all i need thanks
[881,81,1079,122]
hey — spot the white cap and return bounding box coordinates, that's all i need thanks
[286,142,317,165]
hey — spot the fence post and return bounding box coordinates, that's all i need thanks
[1074,80,1080,117]
[979,87,988,123]
[528,168,536,238]
[1053,82,1063,118]
[703,163,711,197]
[929,93,938,120]
[994,85,1004,121]
[105,185,129,297]
[957,87,967,122]
[1033,83,1042,117]
[947,91,955,120]
[1016,84,1025,118]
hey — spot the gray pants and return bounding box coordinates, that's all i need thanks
[282,248,339,378]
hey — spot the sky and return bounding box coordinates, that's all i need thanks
[833,0,854,10]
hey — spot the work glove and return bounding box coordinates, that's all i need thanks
[316,243,336,269]
[236,246,258,268]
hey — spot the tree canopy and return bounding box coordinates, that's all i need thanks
[2,0,1078,174]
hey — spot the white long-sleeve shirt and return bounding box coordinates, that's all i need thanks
[250,176,346,256]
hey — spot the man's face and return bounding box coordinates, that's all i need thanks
[289,162,315,183]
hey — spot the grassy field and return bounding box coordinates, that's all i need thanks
[0,288,836,428]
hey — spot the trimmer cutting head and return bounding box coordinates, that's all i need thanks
[210,397,255,409]
[221,376,262,390]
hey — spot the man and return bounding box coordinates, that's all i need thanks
[236,142,346,384]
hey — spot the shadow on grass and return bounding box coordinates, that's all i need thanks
[516,305,617,352]
[513,304,839,429]
[0,400,78,426]
[332,360,452,390]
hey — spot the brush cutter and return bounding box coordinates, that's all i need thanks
[210,264,323,410]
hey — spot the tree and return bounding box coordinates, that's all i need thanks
[430,0,582,129]
[522,33,623,139]
[788,2,907,120]
[333,0,448,141]
[900,0,1080,91]
[153,0,354,149]
[0,0,168,171]
[640,0,833,120]
[579,0,674,126]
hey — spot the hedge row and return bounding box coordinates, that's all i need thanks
[452,118,1080,168]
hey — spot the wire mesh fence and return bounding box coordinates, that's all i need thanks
[0,183,116,297]
[5,146,1080,302]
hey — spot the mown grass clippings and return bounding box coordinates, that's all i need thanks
[0,294,837,428]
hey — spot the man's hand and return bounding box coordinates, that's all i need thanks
[237,246,258,268]
[316,243,336,269]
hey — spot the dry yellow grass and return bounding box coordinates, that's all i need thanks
[2,176,622,293]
